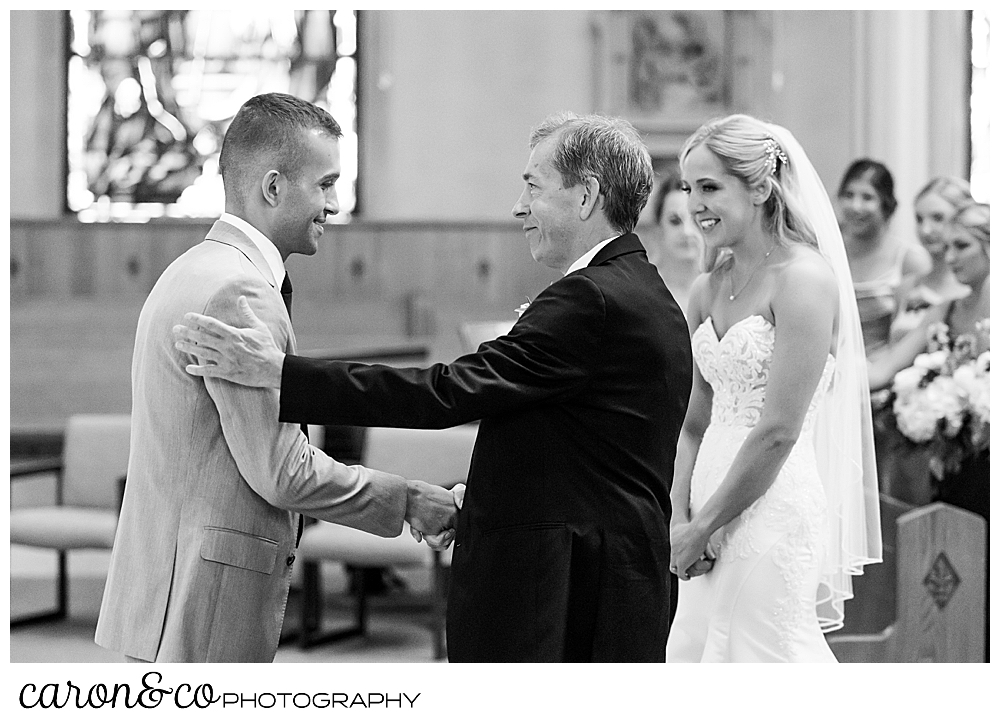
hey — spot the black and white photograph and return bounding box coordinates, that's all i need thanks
[7,6,992,719]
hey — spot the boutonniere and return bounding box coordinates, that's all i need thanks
[515,296,532,317]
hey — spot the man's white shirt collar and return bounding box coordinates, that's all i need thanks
[564,236,617,276]
[220,212,286,288]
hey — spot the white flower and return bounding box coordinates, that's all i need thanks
[913,350,948,372]
[925,375,968,438]
[968,375,990,425]
[952,363,979,396]
[515,297,532,317]
[976,351,990,374]
[892,366,926,397]
[951,358,990,424]
[893,394,939,443]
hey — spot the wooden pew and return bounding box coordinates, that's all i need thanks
[828,502,987,662]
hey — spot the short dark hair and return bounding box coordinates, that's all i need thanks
[529,112,653,235]
[219,92,342,204]
[837,158,897,219]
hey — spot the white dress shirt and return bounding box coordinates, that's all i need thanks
[220,212,286,287]
[564,237,617,276]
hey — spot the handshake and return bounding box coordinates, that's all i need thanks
[404,481,466,551]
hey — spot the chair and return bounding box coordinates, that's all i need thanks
[10,413,132,626]
[294,424,479,658]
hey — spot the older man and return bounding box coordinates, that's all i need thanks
[174,113,693,661]
[95,93,456,663]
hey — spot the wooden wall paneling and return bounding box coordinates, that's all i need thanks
[91,226,141,295]
[341,225,381,300]
[473,227,505,305]
[69,225,95,296]
[10,224,31,300]
[378,226,436,298]
[25,223,78,298]
[385,227,439,336]
[431,228,476,302]
[287,224,345,303]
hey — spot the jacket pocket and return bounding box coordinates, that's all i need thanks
[200,526,279,575]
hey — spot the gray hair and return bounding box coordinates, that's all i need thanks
[529,112,653,235]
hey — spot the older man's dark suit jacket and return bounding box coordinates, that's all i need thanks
[279,233,692,661]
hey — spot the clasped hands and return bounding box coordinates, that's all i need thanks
[669,518,719,582]
[406,483,465,551]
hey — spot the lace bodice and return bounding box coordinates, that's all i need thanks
[692,315,835,431]
[687,314,838,658]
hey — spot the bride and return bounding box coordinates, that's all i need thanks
[665,114,882,662]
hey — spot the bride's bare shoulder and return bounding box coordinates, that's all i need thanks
[771,244,839,312]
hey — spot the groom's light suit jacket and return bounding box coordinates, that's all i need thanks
[95,220,408,662]
[279,233,693,661]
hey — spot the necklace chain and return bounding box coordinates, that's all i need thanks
[729,246,775,302]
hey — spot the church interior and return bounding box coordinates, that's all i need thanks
[7,7,991,689]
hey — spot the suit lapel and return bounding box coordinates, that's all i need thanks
[205,220,279,290]
[203,220,296,352]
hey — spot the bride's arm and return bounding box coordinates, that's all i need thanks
[670,368,712,529]
[670,255,838,575]
[669,276,712,529]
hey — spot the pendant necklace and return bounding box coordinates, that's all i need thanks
[729,244,775,302]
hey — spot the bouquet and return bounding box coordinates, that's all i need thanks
[879,319,990,481]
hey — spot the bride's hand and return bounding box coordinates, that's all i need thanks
[669,520,712,581]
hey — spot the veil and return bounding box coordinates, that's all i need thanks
[766,123,883,631]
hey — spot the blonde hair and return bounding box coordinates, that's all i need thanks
[949,201,990,250]
[915,176,974,210]
[680,114,818,271]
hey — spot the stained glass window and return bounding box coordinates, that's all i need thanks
[67,9,358,222]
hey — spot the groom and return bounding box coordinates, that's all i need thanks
[95,93,457,663]
[174,113,693,661]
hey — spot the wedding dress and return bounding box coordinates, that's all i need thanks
[665,314,839,662]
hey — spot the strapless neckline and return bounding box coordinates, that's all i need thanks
[698,314,770,343]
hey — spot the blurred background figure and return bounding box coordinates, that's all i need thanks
[890,176,974,342]
[869,202,990,393]
[869,202,990,514]
[868,201,990,660]
[645,166,703,314]
[837,158,931,358]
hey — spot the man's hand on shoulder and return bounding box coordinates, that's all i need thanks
[173,295,284,389]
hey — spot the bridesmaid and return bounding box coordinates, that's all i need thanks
[837,159,931,357]
[869,202,990,519]
[890,176,973,341]
[645,166,703,315]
